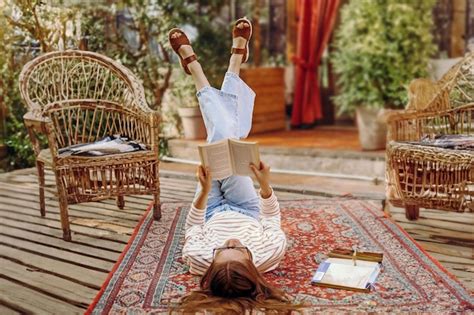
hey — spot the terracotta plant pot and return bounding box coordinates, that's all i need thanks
[356,107,387,150]
[177,107,207,140]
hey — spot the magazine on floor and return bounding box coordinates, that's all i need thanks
[311,248,383,292]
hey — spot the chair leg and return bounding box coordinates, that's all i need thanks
[405,204,420,221]
[36,161,46,217]
[54,171,72,241]
[153,194,161,220]
[58,196,72,241]
[117,195,125,209]
[114,169,125,209]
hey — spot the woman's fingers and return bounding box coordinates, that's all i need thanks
[249,163,260,176]
[198,165,204,177]
[198,165,210,182]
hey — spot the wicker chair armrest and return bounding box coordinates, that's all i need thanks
[387,103,474,142]
[23,112,53,156]
[148,111,161,153]
[23,111,50,133]
[387,102,474,123]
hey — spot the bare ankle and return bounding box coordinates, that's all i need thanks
[187,60,201,73]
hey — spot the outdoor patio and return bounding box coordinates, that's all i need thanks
[0,160,472,313]
[0,0,473,313]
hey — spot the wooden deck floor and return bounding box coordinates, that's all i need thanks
[0,167,472,313]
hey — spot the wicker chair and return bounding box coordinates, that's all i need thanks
[19,50,161,241]
[386,52,473,220]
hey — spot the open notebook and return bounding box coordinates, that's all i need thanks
[311,249,383,292]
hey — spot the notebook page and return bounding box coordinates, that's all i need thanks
[320,258,378,289]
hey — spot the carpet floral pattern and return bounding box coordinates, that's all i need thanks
[87,200,474,314]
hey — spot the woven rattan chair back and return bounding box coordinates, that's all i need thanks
[44,99,153,151]
[19,50,161,241]
[388,53,473,142]
[19,50,148,114]
[386,52,473,219]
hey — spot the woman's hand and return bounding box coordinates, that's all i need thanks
[250,161,272,198]
[197,165,212,193]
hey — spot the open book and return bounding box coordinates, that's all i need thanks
[311,248,383,292]
[198,138,260,180]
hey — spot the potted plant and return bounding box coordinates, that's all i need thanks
[169,70,207,140]
[331,0,437,150]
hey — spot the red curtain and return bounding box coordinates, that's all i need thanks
[291,0,340,127]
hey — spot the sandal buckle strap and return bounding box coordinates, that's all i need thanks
[183,54,197,65]
[231,47,246,55]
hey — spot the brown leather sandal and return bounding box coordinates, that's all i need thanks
[168,28,197,75]
[232,17,252,63]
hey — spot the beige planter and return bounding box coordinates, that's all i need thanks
[356,107,387,150]
[177,107,207,140]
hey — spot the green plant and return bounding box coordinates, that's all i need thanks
[0,0,77,169]
[331,0,437,115]
[1,0,229,170]
[169,69,199,108]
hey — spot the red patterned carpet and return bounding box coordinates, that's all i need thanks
[86,200,474,314]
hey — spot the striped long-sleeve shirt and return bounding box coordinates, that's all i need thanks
[182,190,287,275]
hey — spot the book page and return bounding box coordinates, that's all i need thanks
[228,139,260,176]
[327,258,380,268]
[318,258,379,289]
[198,140,232,180]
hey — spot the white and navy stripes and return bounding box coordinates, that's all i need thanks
[182,190,287,275]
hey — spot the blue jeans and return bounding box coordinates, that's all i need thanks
[194,72,260,221]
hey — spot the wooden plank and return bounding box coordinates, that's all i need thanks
[0,217,125,252]
[0,209,130,243]
[428,251,474,266]
[241,67,285,85]
[400,227,473,247]
[0,244,106,288]
[0,194,139,228]
[390,205,474,224]
[251,120,287,134]
[161,182,197,191]
[253,111,286,122]
[0,225,119,262]
[435,262,474,291]
[397,222,473,242]
[241,67,286,134]
[0,304,22,315]
[391,213,474,236]
[0,182,145,220]
[252,100,286,115]
[419,241,473,260]
[1,258,95,308]
[0,203,135,238]
[0,278,84,314]
[0,181,190,213]
[0,234,113,271]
